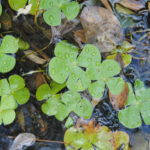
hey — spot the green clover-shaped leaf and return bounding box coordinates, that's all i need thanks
[40,0,80,26]
[0,75,30,105]
[49,42,97,91]
[36,83,52,100]
[99,60,121,79]
[0,95,17,125]
[28,0,39,15]
[106,77,125,95]
[17,38,30,50]
[8,0,28,11]
[64,126,129,150]
[0,35,19,73]
[0,79,11,96]
[61,91,93,119]
[0,4,2,16]
[61,1,80,20]
[36,83,68,120]
[42,95,62,116]
[0,75,30,125]
[43,7,61,26]
[0,109,16,125]
[88,81,105,99]
[87,59,123,98]
[118,105,141,128]
[0,95,17,110]
[118,80,150,128]
[36,84,93,120]
[40,0,65,9]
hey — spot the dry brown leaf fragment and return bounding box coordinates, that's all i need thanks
[17,110,25,131]
[74,29,86,43]
[0,12,12,30]
[100,0,113,12]
[35,72,47,88]
[109,83,129,109]
[24,50,46,64]
[148,2,150,10]
[80,6,123,52]
[114,0,145,11]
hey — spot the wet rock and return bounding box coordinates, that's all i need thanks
[9,133,36,150]
[93,101,119,130]
[130,129,150,150]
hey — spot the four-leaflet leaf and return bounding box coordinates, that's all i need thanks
[118,80,150,128]
[0,75,30,125]
[49,41,92,92]
[39,0,80,26]
[36,83,93,121]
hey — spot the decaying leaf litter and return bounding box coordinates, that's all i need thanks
[0,0,150,150]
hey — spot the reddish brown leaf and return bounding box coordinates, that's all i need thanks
[74,29,86,43]
[109,83,129,109]
[35,73,47,88]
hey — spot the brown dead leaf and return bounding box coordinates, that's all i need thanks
[35,72,47,88]
[29,104,48,133]
[109,83,129,109]
[74,29,86,43]
[148,2,150,10]
[17,110,25,131]
[24,50,46,64]
[114,0,145,11]
[80,6,123,52]
[100,0,113,12]
[0,12,12,30]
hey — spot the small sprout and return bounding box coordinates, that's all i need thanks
[39,0,80,26]
[64,121,130,150]
[0,35,19,73]
[118,80,150,128]
[0,75,30,125]
[107,41,134,66]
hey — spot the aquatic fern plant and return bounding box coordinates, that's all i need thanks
[36,41,124,122]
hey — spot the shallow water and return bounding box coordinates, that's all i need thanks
[0,0,150,150]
